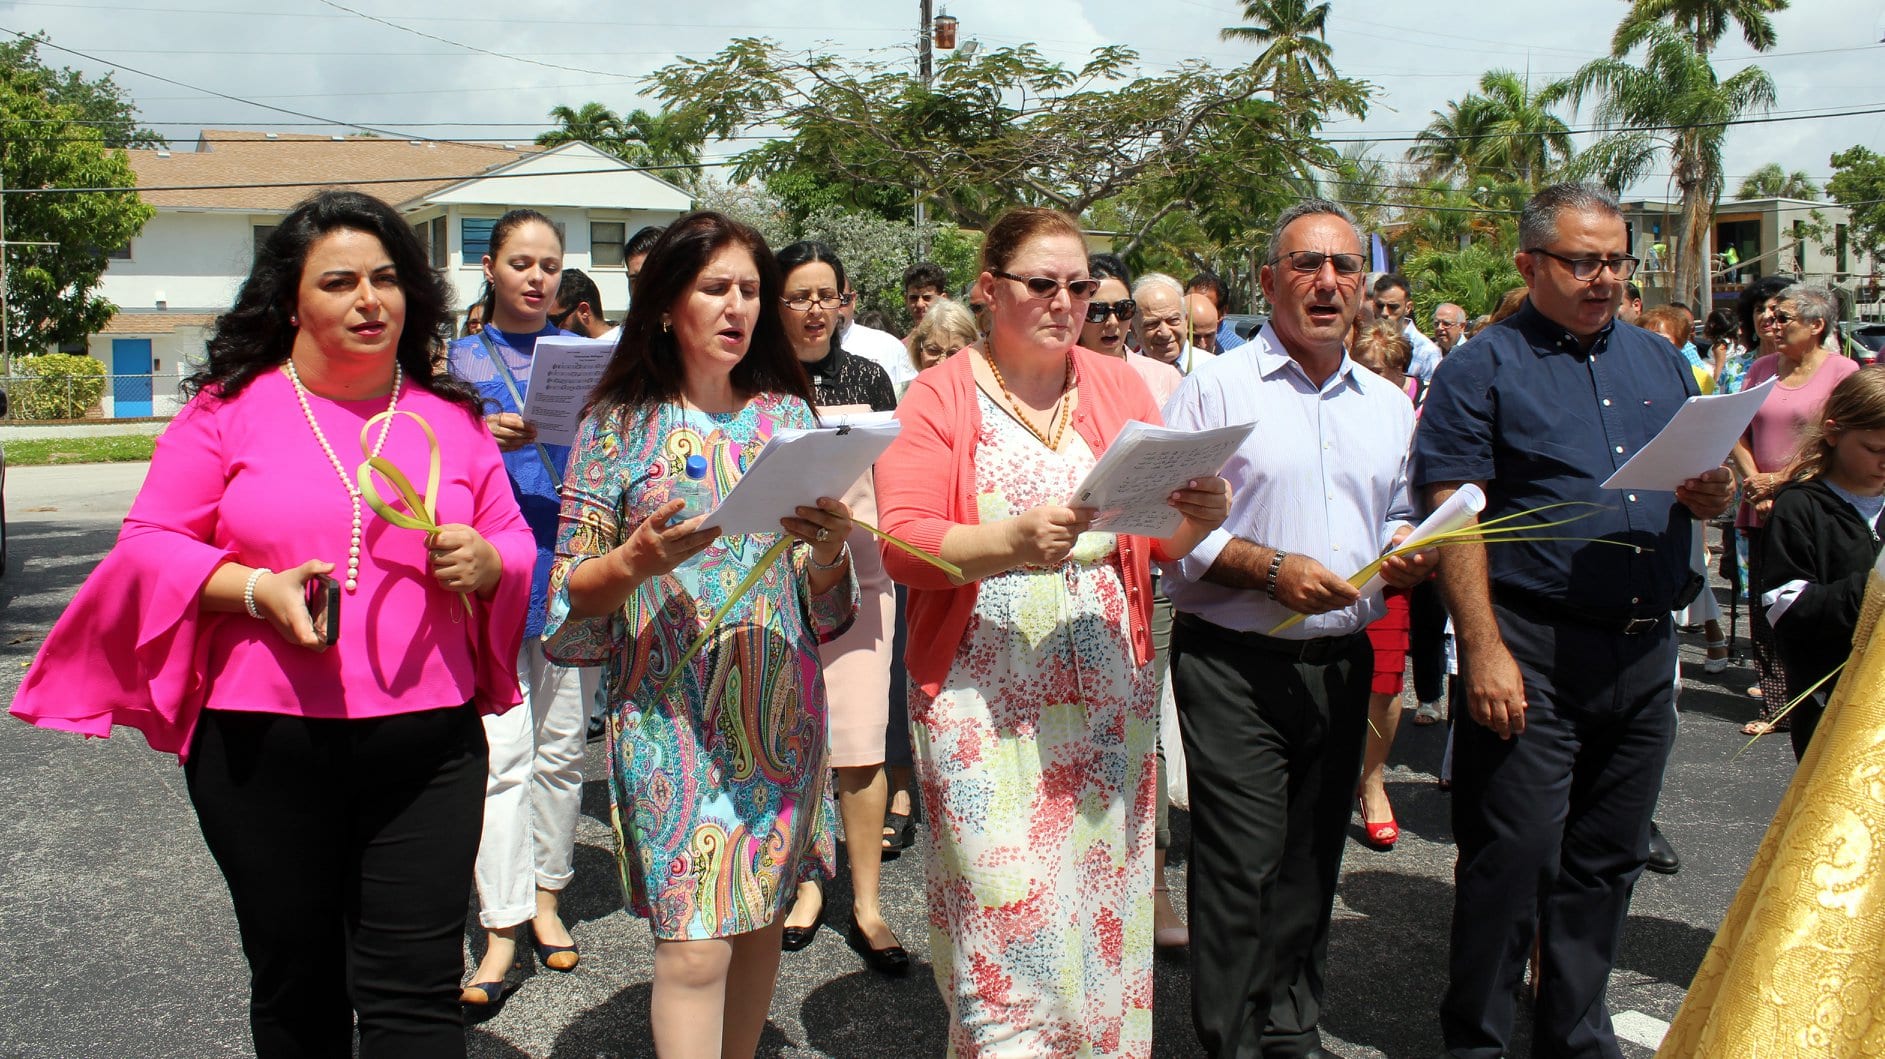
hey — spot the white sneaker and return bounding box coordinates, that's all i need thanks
[1414,699,1443,725]
[1704,640,1730,673]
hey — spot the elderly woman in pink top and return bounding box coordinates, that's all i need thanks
[1731,282,1857,734]
[10,190,534,1059]
[876,206,1230,1056]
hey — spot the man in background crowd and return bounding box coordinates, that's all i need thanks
[1373,273,1443,382]
[549,267,615,342]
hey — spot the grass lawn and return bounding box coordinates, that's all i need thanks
[5,435,158,466]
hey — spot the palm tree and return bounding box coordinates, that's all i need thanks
[1221,0,1336,98]
[1612,0,1790,56]
[1546,20,1777,306]
[535,102,626,151]
[1735,162,1818,200]
[1406,70,1573,186]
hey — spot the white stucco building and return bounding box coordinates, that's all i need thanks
[86,130,690,416]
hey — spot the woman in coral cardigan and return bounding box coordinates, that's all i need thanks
[875,206,1230,1057]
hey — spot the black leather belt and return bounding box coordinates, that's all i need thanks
[1175,612,1366,664]
[1496,591,1668,636]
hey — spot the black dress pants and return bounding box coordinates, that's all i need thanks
[185,704,488,1059]
[1409,580,1449,704]
[1441,603,1676,1059]
[1171,615,1372,1059]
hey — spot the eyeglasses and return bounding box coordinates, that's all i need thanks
[992,270,1101,299]
[781,292,855,312]
[1434,318,1464,329]
[1270,250,1367,275]
[548,306,575,326]
[1770,311,1799,325]
[1525,247,1640,281]
[1085,299,1137,323]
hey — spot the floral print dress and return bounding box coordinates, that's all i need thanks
[543,393,854,940]
[911,389,1159,1058]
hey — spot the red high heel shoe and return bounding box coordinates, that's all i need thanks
[1357,797,1399,850]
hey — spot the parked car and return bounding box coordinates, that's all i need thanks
[1843,321,1885,365]
[1223,313,1268,341]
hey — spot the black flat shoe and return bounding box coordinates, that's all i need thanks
[781,900,824,951]
[846,922,911,976]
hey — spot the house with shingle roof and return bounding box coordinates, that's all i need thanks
[87,130,690,415]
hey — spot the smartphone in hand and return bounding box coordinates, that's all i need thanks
[305,573,341,647]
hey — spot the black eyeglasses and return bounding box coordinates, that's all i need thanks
[1770,311,1799,325]
[781,292,855,312]
[1525,247,1640,281]
[548,306,576,326]
[1270,250,1367,275]
[1085,299,1137,323]
[992,270,1101,299]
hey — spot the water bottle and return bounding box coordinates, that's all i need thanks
[670,454,711,522]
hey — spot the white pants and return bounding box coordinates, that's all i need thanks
[472,639,598,929]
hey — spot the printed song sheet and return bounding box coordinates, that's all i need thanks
[520,336,617,447]
[704,412,901,535]
[1070,420,1256,537]
[1600,377,1777,491]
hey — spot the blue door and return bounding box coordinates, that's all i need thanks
[111,338,153,417]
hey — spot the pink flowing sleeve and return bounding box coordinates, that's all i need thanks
[10,396,238,758]
[459,409,533,715]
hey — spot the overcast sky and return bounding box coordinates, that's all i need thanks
[7,0,1882,200]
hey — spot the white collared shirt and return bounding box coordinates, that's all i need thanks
[1159,323,1416,637]
[1404,319,1443,380]
[841,322,918,388]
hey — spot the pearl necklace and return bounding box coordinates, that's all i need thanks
[285,358,402,593]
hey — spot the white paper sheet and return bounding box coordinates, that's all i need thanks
[1353,483,1486,599]
[519,336,617,447]
[1068,420,1256,537]
[702,412,901,535]
[1600,377,1777,491]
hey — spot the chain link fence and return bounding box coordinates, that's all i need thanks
[0,373,185,421]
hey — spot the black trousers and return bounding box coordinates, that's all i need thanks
[1409,580,1449,704]
[1441,603,1676,1059]
[1171,615,1373,1059]
[186,704,488,1059]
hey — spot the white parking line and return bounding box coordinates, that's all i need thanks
[1613,1010,1671,1051]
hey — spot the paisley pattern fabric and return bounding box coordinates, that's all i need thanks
[1660,554,1885,1057]
[543,393,852,940]
[911,390,1158,1058]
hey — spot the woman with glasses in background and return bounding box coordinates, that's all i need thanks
[771,241,911,975]
[877,206,1231,1054]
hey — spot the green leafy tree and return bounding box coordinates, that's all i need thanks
[536,102,626,151]
[1546,20,1776,306]
[1612,0,1789,56]
[1406,70,1574,186]
[1399,243,1525,321]
[1735,161,1818,200]
[1,65,154,360]
[0,34,164,149]
[11,351,105,418]
[648,38,1365,238]
[536,102,704,189]
[1828,146,1885,265]
[1220,0,1337,106]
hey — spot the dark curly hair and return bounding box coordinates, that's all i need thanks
[185,190,478,411]
[585,211,810,426]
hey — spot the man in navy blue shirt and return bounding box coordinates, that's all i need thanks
[1413,183,1734,1059]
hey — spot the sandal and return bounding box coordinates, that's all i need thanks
[881,812,915,854]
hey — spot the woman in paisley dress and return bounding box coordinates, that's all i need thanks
[875,206,1231,1057]
[542,212,858,1058]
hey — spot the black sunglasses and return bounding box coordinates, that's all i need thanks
[993,270,1102,299]
[1271,250,1367,275]
[548,305,576,326]
[1085,299,1137,323]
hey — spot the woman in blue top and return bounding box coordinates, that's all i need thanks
[445,209,599,1005]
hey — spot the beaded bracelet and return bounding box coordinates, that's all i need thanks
[244,567,272,619]
[808,544,851,572]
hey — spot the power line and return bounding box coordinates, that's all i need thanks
[0,159,735,197]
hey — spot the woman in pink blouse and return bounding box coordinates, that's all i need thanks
[10,190,535,1059]
[1731,283,1857,734]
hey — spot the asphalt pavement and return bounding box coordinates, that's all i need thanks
[0,464,1798,1058]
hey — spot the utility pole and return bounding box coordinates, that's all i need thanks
[915,0,934,257]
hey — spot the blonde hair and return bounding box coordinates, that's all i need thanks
[909,299,980,370]
[1352,319,1412,376]
[1790,366,1885,483]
